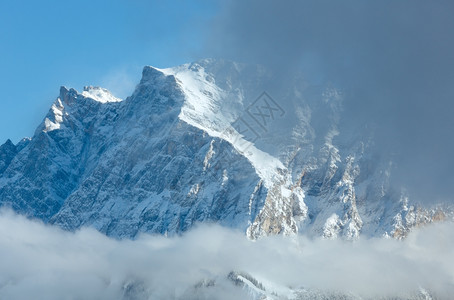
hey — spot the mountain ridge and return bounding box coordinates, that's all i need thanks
[0,59,450,239]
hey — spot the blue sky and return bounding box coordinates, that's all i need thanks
[0,0,219,143]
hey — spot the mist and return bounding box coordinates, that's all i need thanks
[0,209,452,299]
[206,0,454,204]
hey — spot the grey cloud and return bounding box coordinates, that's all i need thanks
[206,0,454,204]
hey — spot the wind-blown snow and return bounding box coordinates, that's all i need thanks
[81,86,122,103]
[159,63,286,188]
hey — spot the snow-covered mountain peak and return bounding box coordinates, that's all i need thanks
[81,86,122,103]
[57,86,121,107]
[35,84,126,137]
[141,65,172,83]
[157,61,288,189]
[0,58,451,242]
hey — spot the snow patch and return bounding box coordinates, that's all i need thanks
[43,99,65,132]
[81,86,122,103]
[203,140,215,171]
[222,169,229,186]
[323,213,342,239]
[188,184,200,196]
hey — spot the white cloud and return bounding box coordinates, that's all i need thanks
[0,209,452,299]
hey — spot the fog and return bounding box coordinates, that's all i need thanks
[0,210,452,299]
[207,0,454,204]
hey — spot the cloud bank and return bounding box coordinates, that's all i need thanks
[0,210,453,299]
[207,0,454,204]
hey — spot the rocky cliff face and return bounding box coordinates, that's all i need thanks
[0,59,450,239]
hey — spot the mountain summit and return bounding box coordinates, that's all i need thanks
[0,59,450,239]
